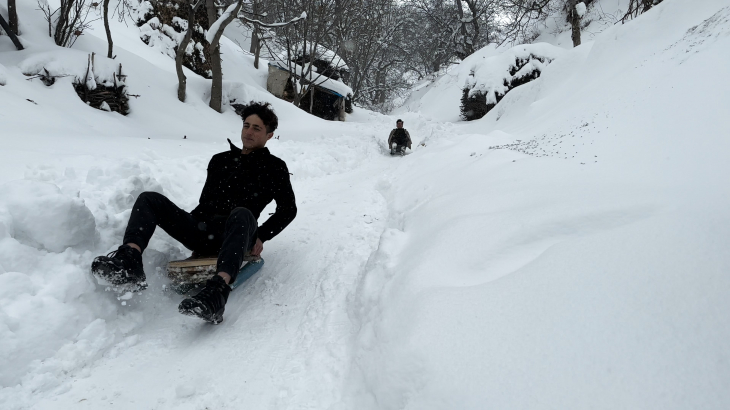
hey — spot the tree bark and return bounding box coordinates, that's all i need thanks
[568,0,581,47]
[176,1,200,102]
[249,0,259,53]
[8,0,18,35]
[309,86,314,113]
[208,0,243,113]
[453,0,471,59]
[0,13,23,50]
[253,31,261,69]
[104,0,113,58]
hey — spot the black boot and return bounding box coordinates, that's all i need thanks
[91,244,147,291]
[178,275,231,324]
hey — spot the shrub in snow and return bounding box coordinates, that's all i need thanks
[72,55,130,115]
[460,43,564,121]
[0,180,97,252]
[135,1,213,79]
[37,0,95,48]
[20,52,131,114]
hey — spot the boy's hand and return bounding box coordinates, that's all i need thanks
[251,238,264,256]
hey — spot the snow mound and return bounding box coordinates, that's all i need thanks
[465,43,565,101]
[461,43,565,120]
[0,181,97,252]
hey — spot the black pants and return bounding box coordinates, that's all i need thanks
[123,191,257,280]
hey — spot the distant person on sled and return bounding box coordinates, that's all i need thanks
[388,119,412,155]
[91,102,297,324]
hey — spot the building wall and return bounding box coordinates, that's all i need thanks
[267,66,290,98]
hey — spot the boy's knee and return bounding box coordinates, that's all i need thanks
[229,207,255,223]
[137,191,163,203]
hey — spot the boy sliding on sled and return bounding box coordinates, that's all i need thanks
[388,119,412,155]
[91,102,297,324]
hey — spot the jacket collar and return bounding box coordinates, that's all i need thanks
[227,138,270,157]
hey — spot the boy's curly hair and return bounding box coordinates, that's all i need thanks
[239,102,279,133]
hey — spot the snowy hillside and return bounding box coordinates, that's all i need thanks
[2,0,730,409]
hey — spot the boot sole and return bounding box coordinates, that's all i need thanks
[178,299,224,324]
[92,261,148,292]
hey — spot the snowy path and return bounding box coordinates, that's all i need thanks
[19,125,403,409]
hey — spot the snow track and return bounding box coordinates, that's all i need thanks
[1,128,404,409]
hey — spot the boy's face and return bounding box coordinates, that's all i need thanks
[396,121,403,129]
[241,114,274,150]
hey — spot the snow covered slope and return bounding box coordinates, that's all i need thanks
[394,0,633,121]
[1,0,729,409]
[346,1,730,408]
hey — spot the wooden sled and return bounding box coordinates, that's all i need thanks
[167,253,264,294]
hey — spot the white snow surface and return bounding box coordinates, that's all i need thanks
[1,0,730,409]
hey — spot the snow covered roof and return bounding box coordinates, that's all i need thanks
[269,61,353,97]
[280,44,349,71]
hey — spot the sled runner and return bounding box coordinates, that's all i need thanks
[167,253,264,294]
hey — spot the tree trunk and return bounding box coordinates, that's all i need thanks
[104,0,113,58]
[206,0,222,111]
[252,25,261,69]
[454,0,474,60]
[254,33,261,69]
[292,79,301,107]
[0,13,23,50]
[568,0,582,47]
[208,0,243,113]
[176,1,199,102]
[249,0,259,53]
[8,0,18,35]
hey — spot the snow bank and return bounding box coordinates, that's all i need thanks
[0,181,96,252]
[19,50,122,87]
[395,43,564,121]
[466,43,565,102]
[341,1,730,408]
[393,45,500,121]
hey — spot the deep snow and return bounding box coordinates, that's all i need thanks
[1,0,730,409]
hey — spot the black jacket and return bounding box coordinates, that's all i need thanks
[191,139,297,242]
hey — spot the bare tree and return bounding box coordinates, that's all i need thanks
[266,0,339,107]
[206,0,244,112]
[496,0,557,45]
[0,11,23,50]
[37,0,95,47]
[8,0,18,35]
[103,0,113,58]
[567,0,581,46]
[239,11,306,69]
[175,0,205,102]
[621,0,662,23]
